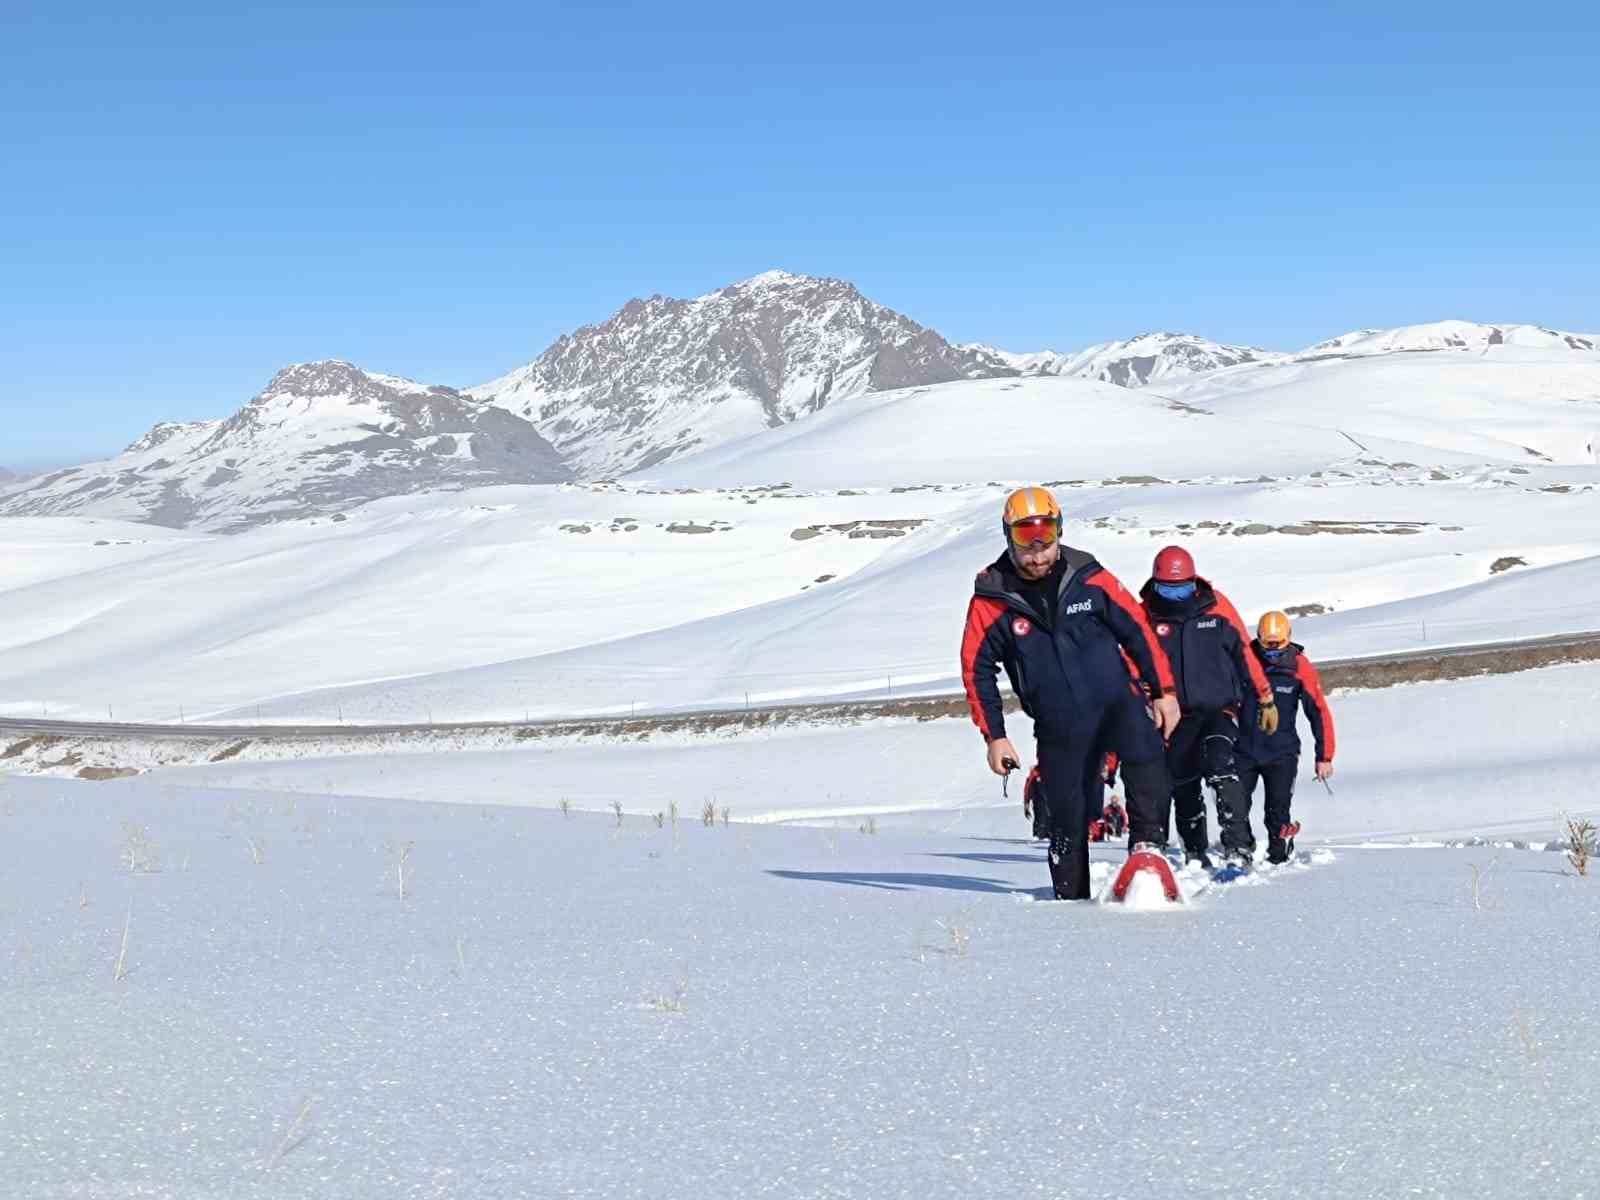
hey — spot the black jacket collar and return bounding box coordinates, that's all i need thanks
[1140,574,1218,621]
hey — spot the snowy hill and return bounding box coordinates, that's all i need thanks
[0,362,571,530]
[963,331,1279,387]
[469,270,1008,477]
[1161,333,1600,464]
[1294,319,1597,360]
[4,306,1600,722]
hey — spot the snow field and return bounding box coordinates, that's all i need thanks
[137,661,1600,856]
[2,770,1597,1199]
[7,459,1600,727]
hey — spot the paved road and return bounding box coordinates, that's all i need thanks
[5,629,1600,745]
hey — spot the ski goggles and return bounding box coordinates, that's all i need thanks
[1006,516,1060,550]
[1153,580,1197,602]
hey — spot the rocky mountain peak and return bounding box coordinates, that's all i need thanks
[470,271,997,476]
[1,362,571,531]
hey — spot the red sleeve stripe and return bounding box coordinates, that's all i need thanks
[1295,654,1337,761]
[1087,569,1176,694]
[960,596,1008,739]
[1215,592,1273,699]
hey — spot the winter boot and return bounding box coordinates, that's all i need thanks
[1269,820,1301,863]
[1047,830,1090,901]
[1184,845,1214,871]
[1211,774,1256,863]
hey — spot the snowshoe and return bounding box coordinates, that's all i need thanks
[1211,848,1254,884]
[1108,843,1182,904]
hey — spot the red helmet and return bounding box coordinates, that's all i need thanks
[1152,545,1195,582]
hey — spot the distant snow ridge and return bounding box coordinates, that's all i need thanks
[470,270,1010,477]
[1294,320,1597,360]
[0,361,571,531]
[961,331,1280,387]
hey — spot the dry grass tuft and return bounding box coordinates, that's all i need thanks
[385,839,415,900]
[937,919,971,958]
[642,982,688,1015]
[1469,854,1501,911]
[1562,814,1596,876]
[113,907,132,982]
[120,822,161,874]
[266,1097,315,1168]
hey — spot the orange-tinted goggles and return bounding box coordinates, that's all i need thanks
[1008,516,1060,550]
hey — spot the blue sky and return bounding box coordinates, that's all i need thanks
[3,0,1597,467]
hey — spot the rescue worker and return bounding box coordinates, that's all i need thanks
[1238,611,1337,863]
[961,487,1180,899]
[1139,546,1277,870]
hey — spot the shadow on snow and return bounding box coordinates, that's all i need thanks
[768,869,1035,895]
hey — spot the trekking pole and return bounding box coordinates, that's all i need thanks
[1320,777,1334,797]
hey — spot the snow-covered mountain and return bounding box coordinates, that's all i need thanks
[470,270,1005,477]
[961,331,1279,387]
[0,361,571,531]
[1292,319,1597,361]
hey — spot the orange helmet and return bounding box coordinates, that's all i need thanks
[1001,487,1062,550]
[1258,610,1292,648]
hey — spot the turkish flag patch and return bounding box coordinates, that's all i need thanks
[1156,623,1172,637]
[1012,617,1032,637]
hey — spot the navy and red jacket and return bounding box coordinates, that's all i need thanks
[1238,640,1337,765]
[960,547,1175,744]
[1138,576,1272,714]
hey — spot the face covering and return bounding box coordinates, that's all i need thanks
[1262,646,1287,659]
[1154,580,1197,602]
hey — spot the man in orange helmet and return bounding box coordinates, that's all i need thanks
[1140,545,1277,872]
[961,487,1182,900]
[1239,611,1337,863]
